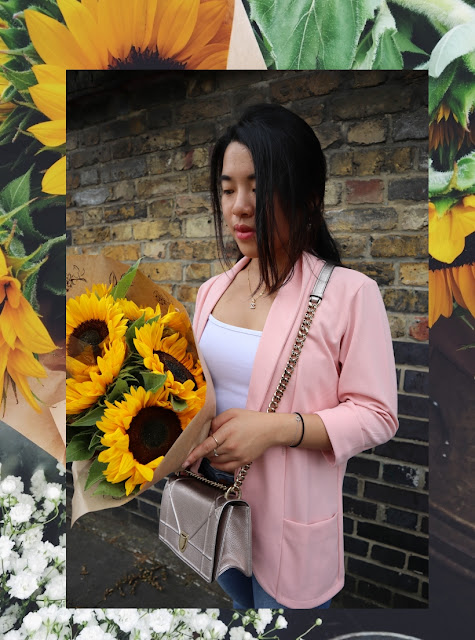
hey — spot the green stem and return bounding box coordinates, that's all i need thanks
[390,0,475,31]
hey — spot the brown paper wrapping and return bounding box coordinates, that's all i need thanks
[227,0,266,69]
[2,342,66,466]
[66,255,216,524]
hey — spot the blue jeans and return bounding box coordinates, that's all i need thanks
[218,568,332,609]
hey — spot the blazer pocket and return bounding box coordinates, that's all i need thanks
[278,513,339,602]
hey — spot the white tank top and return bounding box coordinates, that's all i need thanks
[199,314,262,415]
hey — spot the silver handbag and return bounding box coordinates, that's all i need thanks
[159,262,335,583]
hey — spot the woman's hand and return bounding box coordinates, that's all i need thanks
[182,408,283,473]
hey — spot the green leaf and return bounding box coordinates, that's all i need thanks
[392,29,427,56]
[428,61,458,117]
[456,152,475,191]
[142,371,167,393]
[66,432,93,462]
[249,0,381,69]
[170,394,188,412]
[1,67,37,92]
[432,197,459,217]
[428,21,475,78]
[111,258,141,300]
[0,27,28,51]
[353,1,401,69]
[92,478,128,498]
[84,458,108,491]
[445,73,475,129]
[88,432,105,453]
[125,312,146,351]
[0,166,43,240]
[429,166,453,196]
[106,377,130,403]
[70,405,105,427]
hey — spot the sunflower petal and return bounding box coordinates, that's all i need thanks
[15,296,57,354]
[29,83,65,122]
[57,0,109,69]
[7,364,41,412]
[32,64,65,85]
[28,119,66,147]
[24,8,89,68]
[42,156,66,196]
[186,43,229,70]
[177,0,227,59]
[158,0,200,59]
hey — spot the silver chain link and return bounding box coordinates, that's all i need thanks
[184,296,321,499]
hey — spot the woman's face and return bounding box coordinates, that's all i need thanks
[220,141,289,262]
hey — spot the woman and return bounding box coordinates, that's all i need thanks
[182,104,398,609]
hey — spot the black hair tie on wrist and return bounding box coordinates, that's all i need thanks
[290,412,305,448]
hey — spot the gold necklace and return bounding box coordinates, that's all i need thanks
[247,269,265,310]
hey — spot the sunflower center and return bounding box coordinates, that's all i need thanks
[129,406,182,464]
[109,46,186,70]
[154,350,196,389]
[68,320,109,366]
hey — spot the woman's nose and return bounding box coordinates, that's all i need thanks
[232,189,254,216]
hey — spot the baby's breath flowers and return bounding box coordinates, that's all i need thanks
[0,463,66,637]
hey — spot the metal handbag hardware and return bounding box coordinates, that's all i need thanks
[158,261,335,582]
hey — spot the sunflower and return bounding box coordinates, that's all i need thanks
[0,249,56,411]
[116,298,161,323]
[429,196,475,264]
[24,0,231,70]
[134,321,204,390]
[66,338,126,414]
[97,384,198,495]
[27,64,66,195]
[429,103,474,152]
[66,290,127,379]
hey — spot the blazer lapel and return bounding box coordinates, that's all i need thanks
[246,254,324,411]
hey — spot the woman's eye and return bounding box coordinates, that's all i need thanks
[222,189,233,195]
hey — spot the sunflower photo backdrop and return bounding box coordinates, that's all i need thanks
[0,0,66,462]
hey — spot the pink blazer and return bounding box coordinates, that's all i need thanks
[193,253,398,608]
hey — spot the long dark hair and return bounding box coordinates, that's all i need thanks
[210,103,342,294]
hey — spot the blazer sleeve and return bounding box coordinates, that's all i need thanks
[316,278,398,467]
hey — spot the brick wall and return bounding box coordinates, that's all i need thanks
[67,70,429,608]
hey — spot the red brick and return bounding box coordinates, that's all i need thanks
[346,180,384,204]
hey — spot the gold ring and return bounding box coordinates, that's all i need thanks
[213,449,220,457]
[211,434,220,448]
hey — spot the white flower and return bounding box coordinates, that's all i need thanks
[229,628,254,640]
[42,573,66,601]
[44,484,62,501]
[73,609,98,625]
[7,572,40,599]
[56,462,66,476]
[76,626,115,640]
[22,611,42,633]
[254,609,273,634]
[1,476,24,496]
[4,629,26,640]
[148,609,173,633]
[275,615,288,629]
[9,503,34,525]
[190,612,212,632]
[0,535,15,559]
[30,469,47,500]
[204,619,228,639]
[24,550,49,576]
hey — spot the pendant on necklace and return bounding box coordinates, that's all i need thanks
[250,299,256,310]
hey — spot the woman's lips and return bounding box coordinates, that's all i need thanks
[234,225,255,241]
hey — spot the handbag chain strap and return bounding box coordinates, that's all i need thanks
[184,262,335,499]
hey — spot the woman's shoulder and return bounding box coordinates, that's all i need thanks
[304,253,379,296]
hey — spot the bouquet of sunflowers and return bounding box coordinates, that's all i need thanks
[66,255,213,520]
